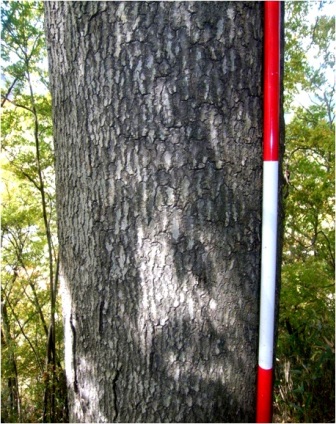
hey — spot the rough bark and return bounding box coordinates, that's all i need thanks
[45,2,263,422]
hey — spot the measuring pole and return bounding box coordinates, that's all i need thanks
[256,1,281,422]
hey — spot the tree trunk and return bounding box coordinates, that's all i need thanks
[45,2,263,422]
[1,301,20,422]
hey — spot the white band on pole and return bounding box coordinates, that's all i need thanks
[258,161,279,370]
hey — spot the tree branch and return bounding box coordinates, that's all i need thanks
[1,95,34,114]
[1,77,18,108]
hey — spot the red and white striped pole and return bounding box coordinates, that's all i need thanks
[256,2,281,423]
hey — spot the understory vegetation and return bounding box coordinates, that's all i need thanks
[1,2,334,422]
[273,2,335,422]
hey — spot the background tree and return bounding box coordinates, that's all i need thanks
[274,2,335,422]
[44,2,265,422]
[1,2,67,422]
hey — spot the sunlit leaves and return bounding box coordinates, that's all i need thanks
[1,1,47,98]
[275,2,335,422]
[1,2,65,422]
[2,93,55,192]
[284,2,310,99]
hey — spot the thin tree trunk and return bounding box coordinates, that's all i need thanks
[25,60,57,423]
[1,303,21,422]
[45,2,264,422]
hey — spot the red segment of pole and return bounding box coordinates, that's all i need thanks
[256,367,273,423]
[263,1,280,162]
[257,2,281,423]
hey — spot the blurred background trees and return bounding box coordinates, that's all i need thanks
[274,1,335,422]
[1,2,66,422]
[1,1,334,422]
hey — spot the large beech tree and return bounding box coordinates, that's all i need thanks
[45,2,265,422]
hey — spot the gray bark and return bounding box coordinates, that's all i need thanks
[45,2,263,422]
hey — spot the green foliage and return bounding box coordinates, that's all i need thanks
[284,2,310,101]
[1,1,67,422]
[1,1,48,96]
[275,2,335,422]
